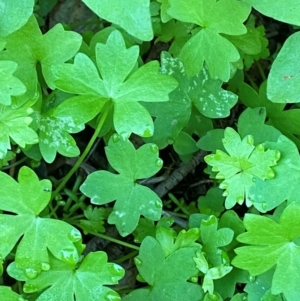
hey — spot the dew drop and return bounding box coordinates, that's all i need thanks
[208,293,219,301]
[150,144,158,153]
[26,108,34,114]
[180,229,187,234]
[236,195,244,204]
[246,135,254,145]
[155,158,163,167]
[112,134,120,143]
[23,283,39,293]
[190,276,198,283]
[134,257,142,266]
[257,144,264,151]
[143,127,153,137]
[248,275,256,283]
[261,202,267,211]
[108,264,124,278]
[41,262,50,271]
[60,248,76,264]
[24,267,38,279]
[24,117,33,125]
[155,199,162,209]
[68,229,81,242]
[104,291,121,301]
[275,150,281,161]
[266,169,275,179]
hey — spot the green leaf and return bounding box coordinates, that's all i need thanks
[0,61,26,106]
[267,32,300,103]
[38,95,104,163]
[238,81,300,148]
[0,0,34,37]
[0,286,25,301]
[248,135,300,211]
[80,135,163,236]
[194,252,232,294]
[237,107,281,144]
[82,0,153,41]
[0,15,82,105]
[123,233,203,301]
[200,215,234,266]
[244,268,275,301]
[232,202,300,301]
[244,0,300,26]
[167,0,251,80]
[205,127,280,209]
[79,205,106,234]
[8,251,124,301]
[0,101,39,158]
[0,167,81,276]
[53,30,177,138]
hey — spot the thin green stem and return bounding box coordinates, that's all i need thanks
[73,224,140,250]
[256,61,267,81]
[51,103,111,202]
[114,250,139,264]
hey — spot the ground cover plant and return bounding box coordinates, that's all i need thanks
[0,0,300,300]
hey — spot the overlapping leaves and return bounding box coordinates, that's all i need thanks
[233,202,300,301]
[123,227,203,301]
[0,167,82,277]
[8,251,124,301]
[53,30,177,138]
[167,0,251,81]
[205,127,280,209]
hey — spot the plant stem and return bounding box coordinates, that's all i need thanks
[51,103,111,202]
[73,225,140,251]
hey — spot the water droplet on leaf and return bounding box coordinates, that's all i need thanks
[26,108,34,114]
[24,117,32,125]
[112,134,120,143]
[261,202,267,211]
[60,248,76,264]
[155,158,163,167]
[41,262,50,271]
[208,293,219,301]
[246,135,254,145]
[266,169,275,179]
[108,264,124,278]
[25,267,38,279]
[190,276,198,283]
[104,291,121,301]
[134,257,142,266]
[143,127,153,137]
[155,200,162,208]
[23,283,39,293]
[150,144,158,153]
[257,144,264,151]
[68,229,81,242]
[275,150,281,161]
[248,275,256,282]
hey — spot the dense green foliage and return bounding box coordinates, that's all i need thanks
[0,0,300,300]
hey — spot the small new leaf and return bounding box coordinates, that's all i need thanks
[232,202,300,301]
[80,136,163,236]
[205,127,280,209]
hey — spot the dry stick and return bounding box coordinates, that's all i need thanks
[154,150,207,228]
